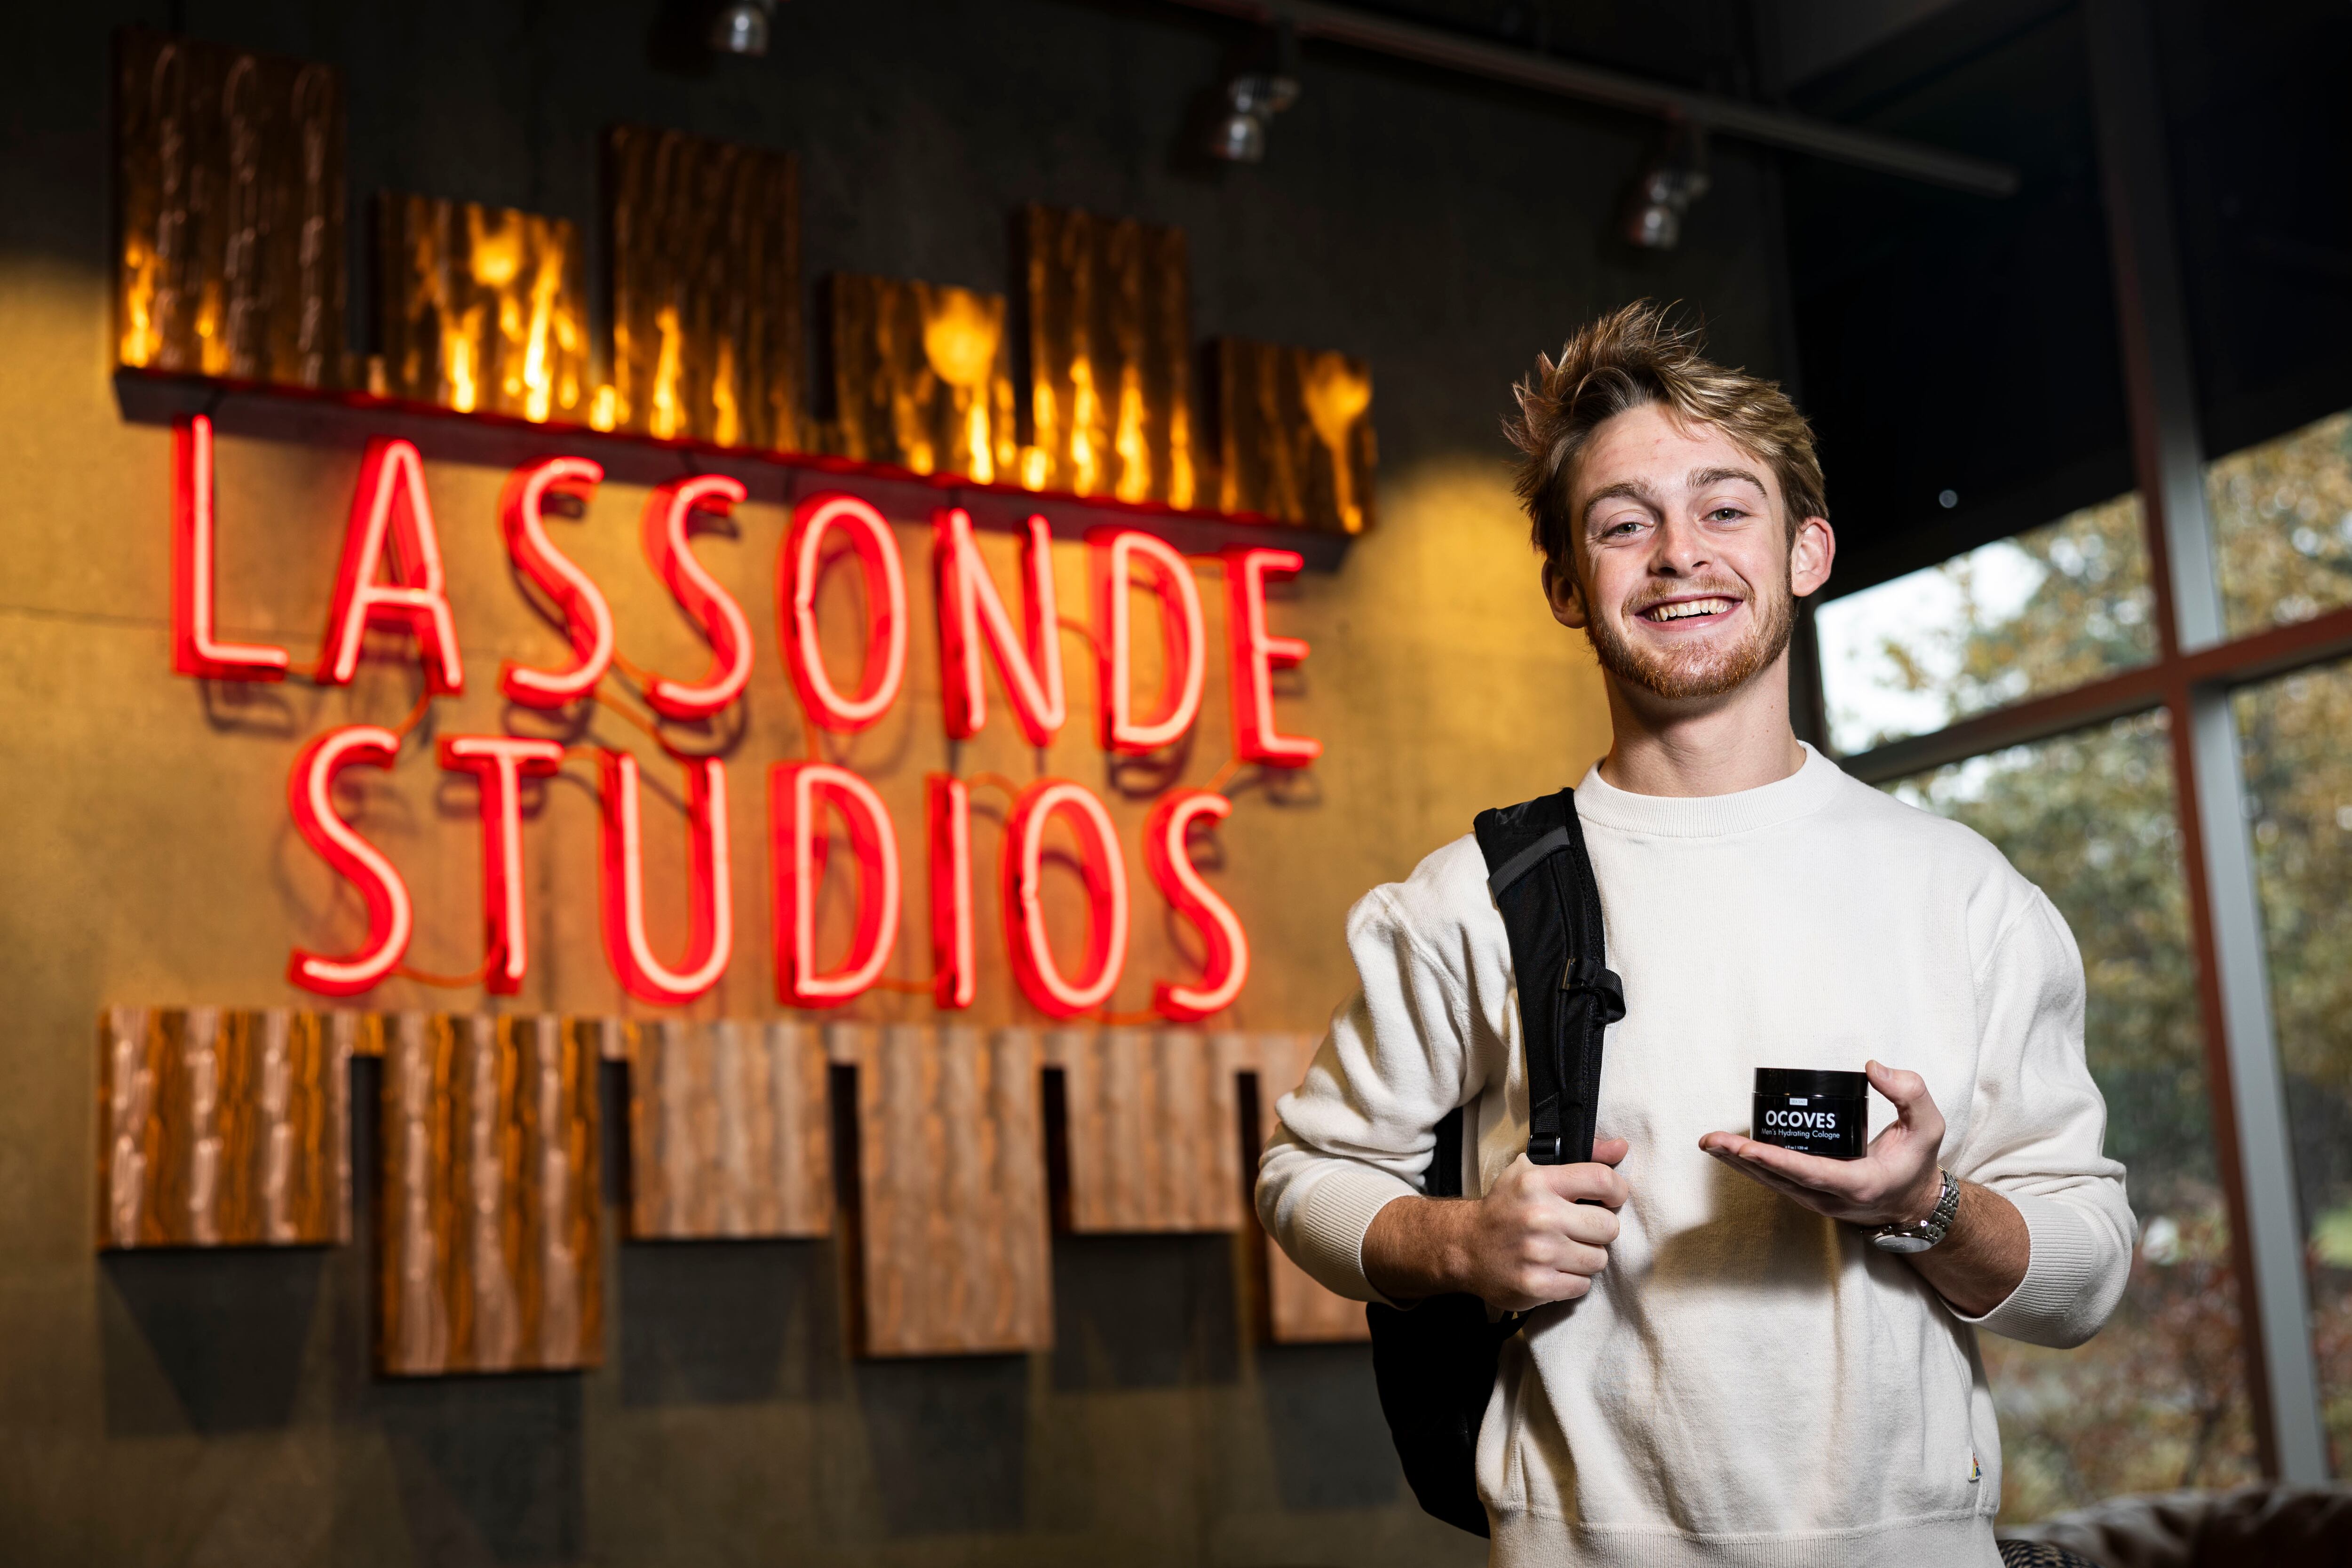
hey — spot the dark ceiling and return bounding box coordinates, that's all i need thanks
[1249,0,2352,600]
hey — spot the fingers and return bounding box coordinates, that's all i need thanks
[1591,1136,1629,1167]
[1539,1158,1631,1210]
[1866,1059,1940,1126]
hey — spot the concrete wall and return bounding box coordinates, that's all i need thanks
[0,2,1788,1562]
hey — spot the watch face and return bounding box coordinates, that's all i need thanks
[1871,1232,1936,1254]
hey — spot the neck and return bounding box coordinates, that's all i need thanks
[1595,651,1808,798]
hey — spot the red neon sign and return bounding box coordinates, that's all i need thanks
[640,474,754,721]
[781,492,908,732]
[1143,789,1249,1021]
[927,773,976,1010]
[286,725,413,996]
[439,735,564,994]
[498,456,614,707]
[597,750,734,1005]
[1223,546,1321,766]
[1092,528,1206,753]
[771,761,902,1007]
[171,414,291,681]
[935,508,1066,745]
[316,438,466,694]
[1002,778,1129,1018]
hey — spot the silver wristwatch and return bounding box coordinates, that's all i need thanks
[1869,1170,1960,1254]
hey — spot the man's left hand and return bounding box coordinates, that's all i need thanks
[1698,1059,1944,1228]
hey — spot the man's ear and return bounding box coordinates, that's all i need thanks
[1545,555,1589,630]
[1791,515,1836,599]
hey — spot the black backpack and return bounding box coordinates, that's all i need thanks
[1364,788,1624,1537]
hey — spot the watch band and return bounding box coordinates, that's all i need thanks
[1869,1170,1960,1254]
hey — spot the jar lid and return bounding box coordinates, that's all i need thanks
[1754,1067,1869,1098]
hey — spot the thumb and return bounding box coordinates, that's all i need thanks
[1866,1060,1936,1126]
[1590,1136,1629,1168]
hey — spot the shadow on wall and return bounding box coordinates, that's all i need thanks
[854,1354,1031,1535]
[619,1237,844,1407]
[1052,1231,1241,1390]
[1259,1341,1403,1511]
[100,1248,326,1433]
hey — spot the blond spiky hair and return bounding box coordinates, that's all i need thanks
[1502,300,1827,578]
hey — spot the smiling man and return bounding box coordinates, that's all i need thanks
[1257,302,2133,1566]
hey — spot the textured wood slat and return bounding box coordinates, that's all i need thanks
[824,274,1018,482]
[96,1006,351,1249]
[1020,206,1195,507]
[628,1018,829,1240]
[606,126,803,451]
[372,193,588,423]
[853,1024,1052,1356]
[1210,338,1377,535]
[1058,1027,1245,1234]
[380,1014,601,1375]
[1250,1031,1371,1343]
[113,30,349,387]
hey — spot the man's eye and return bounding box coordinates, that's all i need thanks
[1705,507,1748,522]
[1604,519,1643,537]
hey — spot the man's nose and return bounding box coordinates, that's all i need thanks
[1649,515,1711,575]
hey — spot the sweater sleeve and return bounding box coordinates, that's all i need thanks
[1948,888,2138,1348]
[1255,883,1475,1306]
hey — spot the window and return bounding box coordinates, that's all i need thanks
[1815,494,2156,757]
[2233,660,2352,1470]
[2207,410,2352,638]
[1893,716,2259,1517]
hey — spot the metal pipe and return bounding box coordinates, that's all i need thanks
[1162,0,2020,198]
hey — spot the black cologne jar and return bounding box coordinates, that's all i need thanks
[1752,1069,1870,1160]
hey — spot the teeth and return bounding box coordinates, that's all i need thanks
[1648,598,1733,621]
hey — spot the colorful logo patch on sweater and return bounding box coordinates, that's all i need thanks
[1969,1451,1982,1484]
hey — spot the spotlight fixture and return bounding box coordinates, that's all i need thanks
[1208,72,1300,164]
[709,0,780,57]
[1621,121,1711,250]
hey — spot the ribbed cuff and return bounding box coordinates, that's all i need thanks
[1289,1164,1420,1306]
[1955,1189,2108,1345]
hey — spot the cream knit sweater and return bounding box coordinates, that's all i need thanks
[1258,746,2135,1567]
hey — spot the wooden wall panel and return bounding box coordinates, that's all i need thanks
[852,1024,1051,1356]
[1210,338,1377,535]
[1248,1030,1371,1343]
[1019,206,1195,506]
[113,30,348,387]
[372,194,588,422]
[96,1005,351,1249]
[1056,1027,1244,1234]
[379,1013,601,1375]
[825,274,1018,482]
[606,126,803,450]
[628,1018,829,1240]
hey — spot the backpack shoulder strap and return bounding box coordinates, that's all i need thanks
[1472,789,1623,1167]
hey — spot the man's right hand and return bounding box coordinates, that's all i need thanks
[1361,1138,1630,1312]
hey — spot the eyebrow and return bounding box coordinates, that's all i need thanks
[1689,465,1770,496]
[1580,479,1659,532]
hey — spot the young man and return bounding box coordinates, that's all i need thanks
[1257,302,2133,1566]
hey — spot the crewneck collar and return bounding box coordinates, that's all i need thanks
[1573,742,1847,839]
